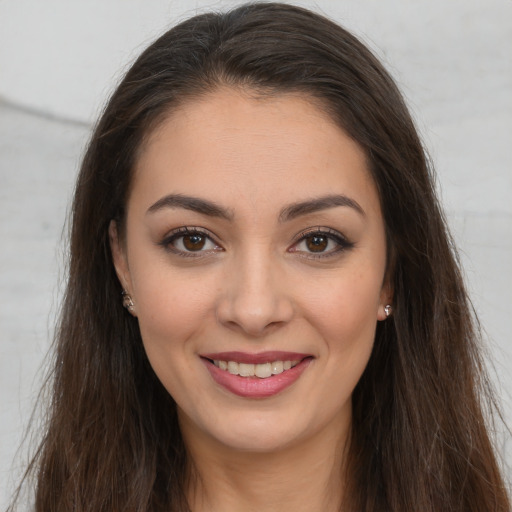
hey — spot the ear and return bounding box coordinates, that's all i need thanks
[377,277,394,321]
[109,220,133,294]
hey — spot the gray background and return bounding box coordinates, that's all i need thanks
[1,0,511,506]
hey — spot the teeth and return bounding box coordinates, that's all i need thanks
[213,359,300,378]
[238,363,255,377]
[271,361,284,375]
[255,362,272,378]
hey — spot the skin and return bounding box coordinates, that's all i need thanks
[110,88,392,512]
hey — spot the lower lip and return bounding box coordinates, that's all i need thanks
[202,357,312,399]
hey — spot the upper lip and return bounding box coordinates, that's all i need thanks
[201,351,312,364]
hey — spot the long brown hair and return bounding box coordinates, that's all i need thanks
[9,3,510,511]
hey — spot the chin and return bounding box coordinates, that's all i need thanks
[179,404,341,456]
[213,423,307,454]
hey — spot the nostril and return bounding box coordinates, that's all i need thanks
[215,276,294,335]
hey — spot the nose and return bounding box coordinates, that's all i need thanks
[216,250,294,337]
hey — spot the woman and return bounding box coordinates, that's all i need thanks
[10,2,510,511]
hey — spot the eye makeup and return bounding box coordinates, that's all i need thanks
[158,226,223,257]
[288,226,354,259]
[157,223,354,261]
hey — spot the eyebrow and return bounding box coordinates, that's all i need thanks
[279,194,365,222]
[146,193,234,220]
[146,193,364,222]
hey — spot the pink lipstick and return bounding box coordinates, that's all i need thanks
[201,351,312,398]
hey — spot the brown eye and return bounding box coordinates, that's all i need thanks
[164,229,221,255]
[290,228,353,258]
[305,234,328,252]
[183,234,206,251]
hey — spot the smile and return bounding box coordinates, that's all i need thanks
[201,352,313,398]
[212,359,300,378]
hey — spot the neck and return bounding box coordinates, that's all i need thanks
[182,416,350,512]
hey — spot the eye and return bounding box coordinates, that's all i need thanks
[161,227,222,256]
[290,228,353,257]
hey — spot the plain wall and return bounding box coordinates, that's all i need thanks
[1,0,511,507]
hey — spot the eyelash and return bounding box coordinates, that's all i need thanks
[290,227,354,259]
[159,226,353,259]
[159,227,222,258]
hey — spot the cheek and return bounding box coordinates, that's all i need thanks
[128,254,219,363]
[297,263,383,395]
[313,274,380,398]
[132,271,217,400]
[305,267,382,338]
[138,275,215,338]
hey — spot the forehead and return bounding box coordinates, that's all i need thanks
[131,88,380,218]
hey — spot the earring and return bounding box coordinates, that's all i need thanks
[384,304,392,318]
[122,290,135,313]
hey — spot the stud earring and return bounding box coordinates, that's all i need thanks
[122,290,135,314]
[384,304,392,317]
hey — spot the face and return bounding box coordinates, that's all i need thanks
[111,88,392,455]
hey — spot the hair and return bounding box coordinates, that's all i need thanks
[9,2,510,511]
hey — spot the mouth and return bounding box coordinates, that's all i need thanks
[210,359,301,378]
[200,352,313,398]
